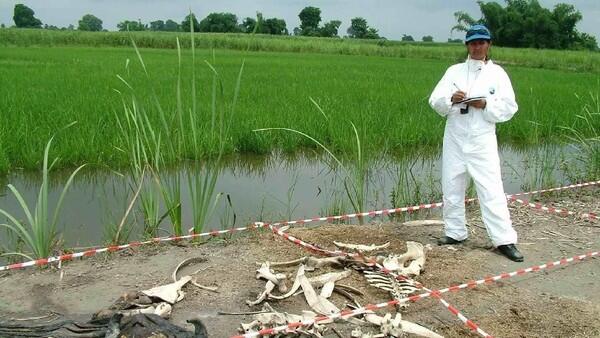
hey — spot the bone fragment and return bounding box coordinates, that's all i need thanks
[255,262,288,293]
[320,281,335,299]
[191,277,218,292]
[298,265,340,315]
[112,302,173,319]
[142,276,192,304]
[335,284,365,296]
[267,268,352,301]
[240,320,259,332]
[246,281,276,306]
[381,241,426,276]
[364,312,443,338]
[263,256,308,268]
[333,241,390,252]
[172,257,207,282]
[152,302,172,318]
[240,308,330,334]
[265,256,346,270]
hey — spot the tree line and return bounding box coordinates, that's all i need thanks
[7,2,599,49]
[9,4,388,40]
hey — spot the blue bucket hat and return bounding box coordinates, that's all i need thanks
[465,24,491,43]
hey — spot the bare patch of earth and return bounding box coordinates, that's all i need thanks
[1,187,599,337]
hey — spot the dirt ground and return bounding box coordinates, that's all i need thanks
[1,187,599,338]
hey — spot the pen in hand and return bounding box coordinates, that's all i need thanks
[451,83,466,104]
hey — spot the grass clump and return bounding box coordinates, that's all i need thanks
[0,132,85,260]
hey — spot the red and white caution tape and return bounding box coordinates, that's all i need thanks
[1,180,597,272]
[509,196,598,221]
[269,225,494,338]
[232,250,599,338]
[0,224,270,271]
[507,180,600,197]
[433,295,493,338]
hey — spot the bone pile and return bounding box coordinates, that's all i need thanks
[240,240,442,337]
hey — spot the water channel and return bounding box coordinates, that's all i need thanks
[0,143,583,250]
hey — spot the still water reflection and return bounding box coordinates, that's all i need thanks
[0,144,578,248]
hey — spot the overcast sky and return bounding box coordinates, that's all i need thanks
[1,0,599,41]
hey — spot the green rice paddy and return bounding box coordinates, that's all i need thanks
[0,30,599,174]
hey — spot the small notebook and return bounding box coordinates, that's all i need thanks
[456,96,485,104]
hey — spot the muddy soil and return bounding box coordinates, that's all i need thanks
[1,187,599,338]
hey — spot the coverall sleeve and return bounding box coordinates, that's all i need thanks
[428,68,454,117]
[481,69,518,123]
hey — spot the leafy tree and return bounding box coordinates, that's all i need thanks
[263,18,288,35]
[1,24,5,29]
[293,27,301,36]
[456,1,597,50]
[13,4,42,28]
[552,3,582,48]
[181,13,201,32]
[364,28,381,39]
[44,24,60,30]
[117,20,146,31]
[448,38,463,43]
[164,19,179,32]
[401,34,415,42]
[347,17,368,38]
[298,6,321,36]
[347,17,380,39]
[149,20,165,31]
[320,20,341,37]
[199,12,240,33]
[78,14,102,31]
[242,17,257,33]
[574,32,598,51]
[67,24,75,31]
[422,35,434,42]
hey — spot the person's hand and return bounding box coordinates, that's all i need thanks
[451,91,466,103]
[467,99,487,109]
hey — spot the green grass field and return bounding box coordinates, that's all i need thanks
[2,29,600,73]
[1,31,599,174]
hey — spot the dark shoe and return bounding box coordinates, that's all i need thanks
[497,244,524,262]
[437,236,465,246]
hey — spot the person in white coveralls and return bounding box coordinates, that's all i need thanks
[428,24,523,262]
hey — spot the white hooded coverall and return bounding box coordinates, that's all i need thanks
[429,58,518,247]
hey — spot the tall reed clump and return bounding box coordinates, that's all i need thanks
[0,133,85,260]
[115,36,188,238]
[114,16,244,237]
[561,92,600,180]
[187,51,245,236]
[255,99,372,223]
[114,86,164,237]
